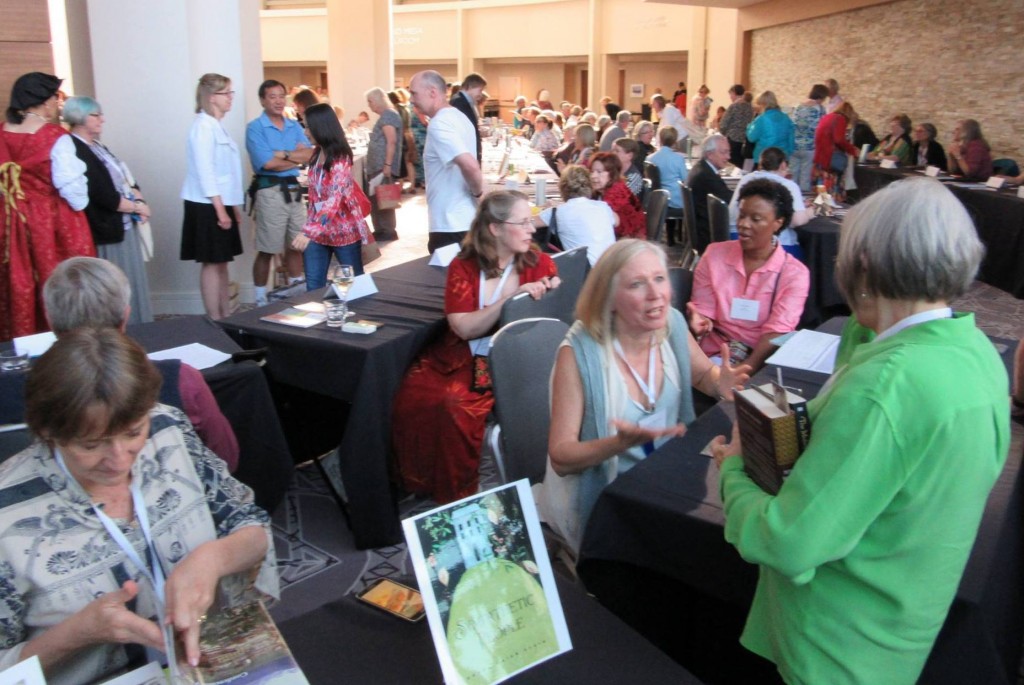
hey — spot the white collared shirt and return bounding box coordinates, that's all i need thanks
[181,112,244,206]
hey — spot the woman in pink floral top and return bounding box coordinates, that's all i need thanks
[291,103,371,289]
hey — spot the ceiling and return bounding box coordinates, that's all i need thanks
[646,0,768,7]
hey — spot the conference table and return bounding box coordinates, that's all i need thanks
[854,164,1024,297]
[125,317,294,513]
[219,257,449,549]
[577,319,1024,684]
[278,574,702,684]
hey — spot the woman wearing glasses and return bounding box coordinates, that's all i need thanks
[180,73,243,320]
[392,191,561,503]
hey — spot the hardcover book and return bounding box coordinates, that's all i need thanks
[734,383,810,494]
[259,307,326,328]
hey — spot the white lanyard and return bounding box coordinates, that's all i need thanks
[54,450,178,670]
[468,262,514,357]
[613,337,657,411]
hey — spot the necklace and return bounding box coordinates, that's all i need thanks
[24,112,48,122]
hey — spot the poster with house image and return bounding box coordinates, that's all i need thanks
[403,480,572,685]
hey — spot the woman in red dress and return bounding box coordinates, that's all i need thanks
[589,151,644,240]
[392,190,561,503]
[0,73,94,341]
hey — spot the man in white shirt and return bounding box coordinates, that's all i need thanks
[409,70,484,253]
[650,94,705,146]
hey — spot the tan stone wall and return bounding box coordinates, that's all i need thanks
[747,0,1024,164]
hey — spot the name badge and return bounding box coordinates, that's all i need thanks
[985,176,1006,189]
[880,159,897,169]
[1018,187,1024,199]
[730,297,760,322]
[925,165,941,177]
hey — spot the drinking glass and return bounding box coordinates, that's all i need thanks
[330,264,356,318]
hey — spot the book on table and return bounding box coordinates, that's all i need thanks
[734,382,811,495]
[259,307,326,328]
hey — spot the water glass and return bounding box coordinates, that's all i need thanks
[324,301,347,328]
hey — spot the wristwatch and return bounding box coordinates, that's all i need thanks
[284,150,291,161]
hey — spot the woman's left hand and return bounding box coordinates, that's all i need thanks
[718,343,751,400]
[163,543,222,667]
[290,234,310,252]
[610,419,687,450]
[709,422,742,468]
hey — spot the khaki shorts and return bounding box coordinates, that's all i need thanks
[254,184,306,254]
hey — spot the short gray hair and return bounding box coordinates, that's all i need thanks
[702,133,727,155]
[836,177,983,303]
[62,96,101,126]
[43,257,130,334]
[615,110,632,124]
[365,87,390,108]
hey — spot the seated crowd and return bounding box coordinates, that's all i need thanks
[1,71,1016,685]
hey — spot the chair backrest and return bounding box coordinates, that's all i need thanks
[499,246,589,327]
[0,425,31,466]
[645,189,669,242]
[668,267,694,313]
[679,181,698,252]
[707,194,731,244]
[489,318,570,484]
[639,178,653,210]
[993,158,1020,177]
[643,161,662,191]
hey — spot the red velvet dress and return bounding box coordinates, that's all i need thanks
[602,180,645,240]
[392,251,558,503]
[0,124,94,341]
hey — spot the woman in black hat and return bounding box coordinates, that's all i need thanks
[0,72,94,341]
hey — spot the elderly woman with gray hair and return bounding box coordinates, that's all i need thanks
[66,96,153,324]
[365,86,403,241]
[711,177,1010,684]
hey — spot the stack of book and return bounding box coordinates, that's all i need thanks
[734,382,811,494]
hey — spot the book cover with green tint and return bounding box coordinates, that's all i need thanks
[403,480,572,685]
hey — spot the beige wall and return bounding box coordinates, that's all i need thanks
[393,10,458,61]
[259,10,327,62]
[263,66,325,91]
[462,2,590,58]
[0,0,53,98]
[747,0,1024,162]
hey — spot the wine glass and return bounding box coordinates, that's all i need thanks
[332,264,356,319]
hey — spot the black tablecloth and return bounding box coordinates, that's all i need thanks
[854,165,1024,297]
[277,574,702,684]
[795,215,847,328]
[578,322,1024,684]
[218,257,449,548]
[126,317,294,513]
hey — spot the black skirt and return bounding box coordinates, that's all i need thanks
[180,200,243,263]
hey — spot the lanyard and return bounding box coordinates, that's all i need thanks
[874,307,953,343]
[613,337,657,412]
[53,449,178,670]
[468,262,514,357]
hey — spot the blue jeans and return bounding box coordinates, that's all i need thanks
[790,149,815,193]
[303,240,364,291]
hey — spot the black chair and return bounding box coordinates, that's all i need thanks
[668,267,694,314]
[639,178,653,210]
[645,162,681,245]
[0,425,31,465]
[679,181,698,253]
[645,189,669,242]
[488,318,570,484]
[707,194,731,244]
[499,246,589,327]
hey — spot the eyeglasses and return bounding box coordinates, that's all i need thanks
[214,90,235,97]
[88,112,103,118]
[502,219,533,228]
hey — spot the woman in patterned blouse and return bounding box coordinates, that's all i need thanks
[291,103,371,288]
[0,329,277,684]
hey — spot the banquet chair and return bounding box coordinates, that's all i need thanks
[668,267,694,313]
[679,181,698,253]
[707,194,731,244]
[488,317,569,485]
[645,162,680,245]
[645,189,669,242]
[0,424,31,465]
[499,246,589,327]
[639,178,652,210]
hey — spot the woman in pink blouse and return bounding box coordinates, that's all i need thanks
[291,103,371,288]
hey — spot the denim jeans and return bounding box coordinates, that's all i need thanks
[303,240,364,291]
[790,149,815,193]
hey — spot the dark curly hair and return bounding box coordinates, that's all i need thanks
[738,178,794,231]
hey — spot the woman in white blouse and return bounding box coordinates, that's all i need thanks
[180,73,244,320]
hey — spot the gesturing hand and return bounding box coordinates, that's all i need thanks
[686,303,712,338]
[709,421,742,468]
[610,419,686,450]
[164,545,220,667]
[718,342,751,401]
[80,580,165,651]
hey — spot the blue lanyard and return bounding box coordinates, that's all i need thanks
[54,449,179,671]
[613,337,658,411]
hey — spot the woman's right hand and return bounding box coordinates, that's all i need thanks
[686,302,712,337]
[610,419,686,450]
[290,234,310,252]
[517,275,560,300]
[78,580,165,650]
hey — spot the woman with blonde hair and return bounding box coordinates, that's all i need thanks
[556,123,597,173]
[539,240,750,551]
[533,164,616,266]
[180,73,243,320]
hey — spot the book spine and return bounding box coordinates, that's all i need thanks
[790,400,811,452]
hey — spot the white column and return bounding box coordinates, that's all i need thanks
[325,0,392,124]
[84,0,265,314]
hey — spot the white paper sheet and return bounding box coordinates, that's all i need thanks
[147,343,232,370]
[13,331,56,357]
[766,329,840,374]
[0,656,45,685]
[333,272,379,301]
[428,242,461,267]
